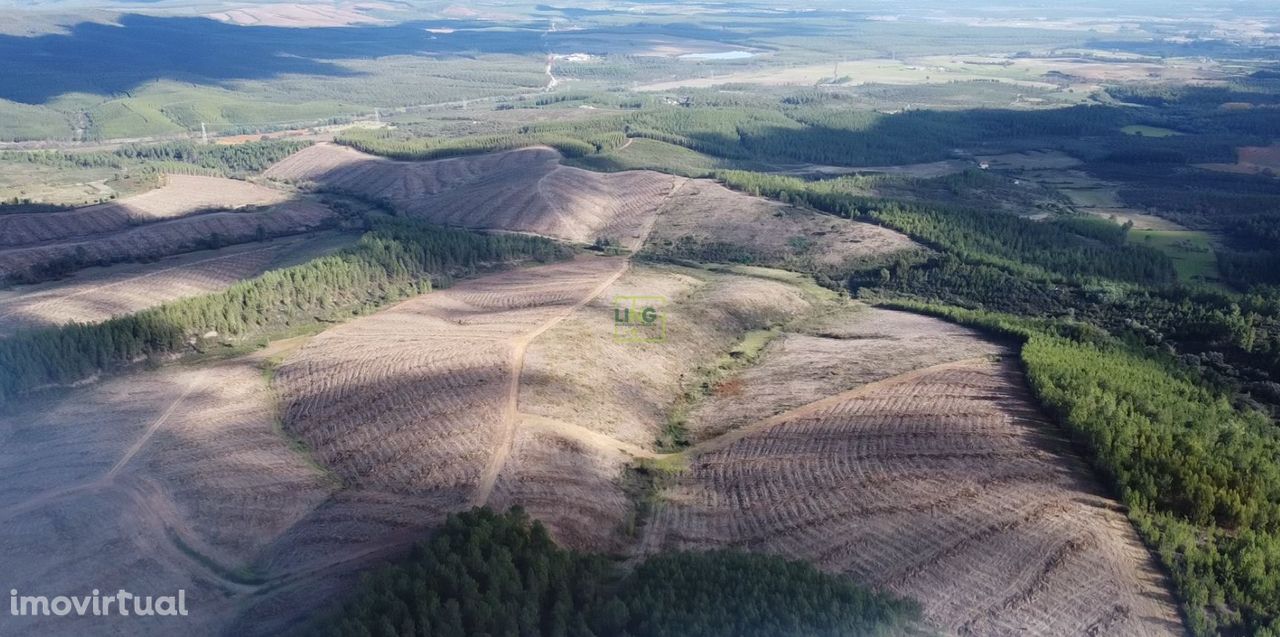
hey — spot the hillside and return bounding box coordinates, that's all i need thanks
[265,143,681,248]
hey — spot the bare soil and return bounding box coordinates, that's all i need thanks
[0,199,335,281]
[266,143,681,249]
[645,179,920,276]
[0,233,353,335]
[0,175,289,248]
[642,355,1185,636]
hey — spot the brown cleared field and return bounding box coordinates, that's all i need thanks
[277,257,624,496]
[0,199,335,281]
[0,356,330,637]
[1198,143,1280,177]
[498,286,1183,635]
[0,257,1185,636]
[0,175,289,248]
[637,317,1183,635]
[487,416,644,552]
[0,232,355,335]
[265,143,681,248]
[686,306,1004,441]
[0,142,1186,636]
[225,256,633,632]
[519,264,818,449]
[493,264,826,551]
[645,179,920,276]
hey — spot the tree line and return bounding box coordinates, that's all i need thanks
[713,169,1176,286]
[876,300,1280,636]
[0,139,310,178]
[0,219,571,403]
[314,508,920,637]
[336,100,1142,170]
[337,128,625,162]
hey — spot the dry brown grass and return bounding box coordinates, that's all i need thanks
[499,264,821,551]
[0,233,350,335]
[0,175,289,249]
[645,179,920,276]
[266,143,680,249]
[686,306,1004,441]
[0,357,330,636]
[518,265,815,451]
[641,355,1184,636]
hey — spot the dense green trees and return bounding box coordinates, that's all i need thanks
[317,508,919,637]
[714,170,1176,285]
[338,128,625,161]
[111,140,312,175]
[337,101,1139,169]
[0,220,571,403]
[0,140,312,195]
[6,139,311,174]
[872,300,1280,636]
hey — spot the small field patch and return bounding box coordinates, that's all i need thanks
[1130,229,1221,287]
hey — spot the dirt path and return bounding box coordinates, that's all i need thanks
[0,371,266,595]
[0,372,205,522]
[104,373,204,480]
[470,261,632,507]
[544,56,558,91]
[470,176,687,507]
[625,178,685,251]
[522,413,657,459]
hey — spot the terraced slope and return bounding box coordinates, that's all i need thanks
[646,179,920,277]
[0,199,336,281]
[0,175,289,248]
[0,356,329,637]
[265,143,681,248]
[0,233,353,335]
[636,309,1184,636]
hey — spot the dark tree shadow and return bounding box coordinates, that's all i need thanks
[0,15,550,104]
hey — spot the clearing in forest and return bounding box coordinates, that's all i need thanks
[265,142,680,248]
[0,146,1186,637]
[0,174,289,248]
[644,179,920,279]
[1129,228,1222,288]
[1197,143,1280,177]
[636,307,1185,637]
[0,199,336,282]
[0,232,355,335]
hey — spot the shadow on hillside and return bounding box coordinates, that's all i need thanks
[0,13,796,105]
[0,14,548,104]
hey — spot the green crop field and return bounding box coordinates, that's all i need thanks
[1131,229,1222,287]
